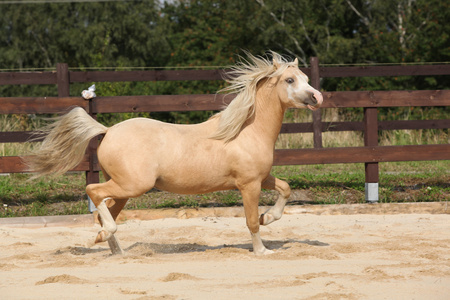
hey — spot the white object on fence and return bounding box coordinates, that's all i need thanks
[88,195,97,212]
[365,183,379,203]
[81,84,96,99]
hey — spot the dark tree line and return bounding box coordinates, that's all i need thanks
[1,0,448,122]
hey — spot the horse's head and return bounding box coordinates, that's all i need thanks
[274,58,323,111]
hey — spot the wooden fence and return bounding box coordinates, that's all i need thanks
[1,58,449,202]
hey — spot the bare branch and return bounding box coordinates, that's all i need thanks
[254,0,309,67]
[345,0,370,26]
[299,17,318,57]
[255,0,284,26]
[287,38,308,67]
[30,30,53,68]
[275,42,307,66]
[398,3,406,50]
[319,0,332,53]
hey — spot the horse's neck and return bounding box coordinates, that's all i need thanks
[249,85,285,145]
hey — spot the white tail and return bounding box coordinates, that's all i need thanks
[25,107,108,177]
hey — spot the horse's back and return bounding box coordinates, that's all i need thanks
[99,117,212,162]
[97,117,236,193]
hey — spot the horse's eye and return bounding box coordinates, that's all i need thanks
[286,78,294,84]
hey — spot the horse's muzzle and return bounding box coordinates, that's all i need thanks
[307,90,323,111]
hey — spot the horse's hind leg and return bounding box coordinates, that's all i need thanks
[97,197,128,255]
[259,175,291,226]
[86,178,152,254]
[97,171,129,223]
[104,198,128,221]
[90,171,130,254]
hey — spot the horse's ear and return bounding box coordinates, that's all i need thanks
[293,58,298,66]
[273,59,280,70]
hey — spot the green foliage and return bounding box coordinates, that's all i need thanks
[2,0,448,79]
[0,1,170,70]
[163,0,261,66]
[0,1,448,124]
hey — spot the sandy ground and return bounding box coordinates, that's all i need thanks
[1,204,449,300]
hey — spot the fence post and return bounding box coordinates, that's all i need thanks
[364,107,379,202]
[310,57,322,148]
[57,63,99,211]
[86,98,100,212]
[56,63,69,97]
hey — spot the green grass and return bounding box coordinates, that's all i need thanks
[272,161,449,204]
[0,173,89,217]
[0,160,448,218]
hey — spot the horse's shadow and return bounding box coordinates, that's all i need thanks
[92,239,328,255]
[129,238,329,254]
[66,239,329,256]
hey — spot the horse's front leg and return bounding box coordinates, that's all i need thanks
[240,182,274,255]
[260,175,291,226]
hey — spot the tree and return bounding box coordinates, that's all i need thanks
[0,1,170,71]
[0,0,447,106]
[253,0,362,67]
[253,0,449,66]
[347,0,450,64]
[162,0,262,67]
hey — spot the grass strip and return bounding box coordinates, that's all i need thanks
[0,161,448,218]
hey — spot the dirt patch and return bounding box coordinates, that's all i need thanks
[159,272,201,282]
[35,274,87,285]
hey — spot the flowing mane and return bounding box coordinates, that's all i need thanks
[210,51,297,142]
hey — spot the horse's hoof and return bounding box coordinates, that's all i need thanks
[259,213,276,226]
[264,249,275,255]
[254,248,275,256]
[94,230,110,243]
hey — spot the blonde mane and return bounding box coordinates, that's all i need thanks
[210,51,297,142]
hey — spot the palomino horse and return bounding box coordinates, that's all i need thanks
[27,52,323,255]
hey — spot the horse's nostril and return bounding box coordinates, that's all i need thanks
[310,94,318,105]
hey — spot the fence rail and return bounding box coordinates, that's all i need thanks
[1,58,449,202]
[1,63,449,85]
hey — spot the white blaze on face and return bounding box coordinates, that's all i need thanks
[287,73,323,110]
